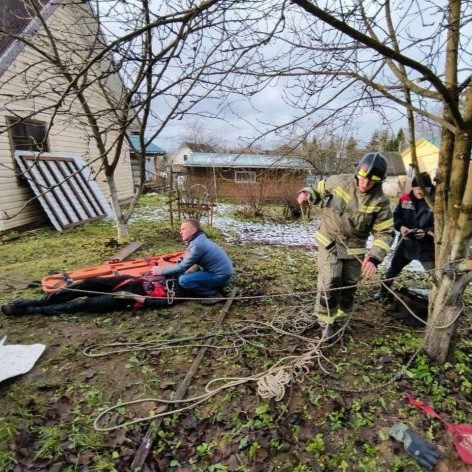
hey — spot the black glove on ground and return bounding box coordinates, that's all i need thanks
[390,422,440,470]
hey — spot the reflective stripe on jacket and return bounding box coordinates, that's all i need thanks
[299,174,394,261]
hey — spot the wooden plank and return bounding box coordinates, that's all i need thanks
[130,287,238,470]
[107,241,142,262]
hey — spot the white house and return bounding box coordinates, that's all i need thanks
[171,143,217,173]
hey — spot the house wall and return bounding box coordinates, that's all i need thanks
[184,168,308,203]
[383,176,405,198]
[171,145,192,172]
[401,139,439,184]
[0,0,134,232]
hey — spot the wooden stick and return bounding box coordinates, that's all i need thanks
[107,241,142,262]
[131,287,238,470]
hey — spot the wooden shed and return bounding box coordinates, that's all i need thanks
[180,153,314,203]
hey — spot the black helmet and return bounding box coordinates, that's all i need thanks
[412,172,433,188]
[356,152,388,182]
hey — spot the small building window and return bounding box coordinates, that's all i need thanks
[235,171,256,183]
[8,118,49,152]
[183,154,188,161]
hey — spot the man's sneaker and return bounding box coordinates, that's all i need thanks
[1,303,38,316]
[200,291,224,306]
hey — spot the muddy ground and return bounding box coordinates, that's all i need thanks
[0,200,471,471]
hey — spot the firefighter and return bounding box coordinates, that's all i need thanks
[297,152,394,338]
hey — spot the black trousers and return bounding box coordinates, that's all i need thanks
[17,276,144,316]
[381,250,434,296]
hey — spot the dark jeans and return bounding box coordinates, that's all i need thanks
[178,272,231,297]
[17,276,144,316]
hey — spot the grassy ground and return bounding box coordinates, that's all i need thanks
[0,196,471,471]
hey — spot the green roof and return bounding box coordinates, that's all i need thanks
[127,135,166,155]
[185,153,312,169]
[423,136,440,147]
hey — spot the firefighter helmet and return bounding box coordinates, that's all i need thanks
[356,152,388,182]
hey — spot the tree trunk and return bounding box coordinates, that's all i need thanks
[423,274,463,363]
[106,174,129,239]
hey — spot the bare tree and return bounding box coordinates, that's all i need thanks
[2,0,470,362]
[240,0,471,363]
[0,0,274,237]
[179,118,225,151]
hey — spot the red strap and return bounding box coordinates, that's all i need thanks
[406,395,451,428]
[150,284,166,298]
[112,278,137,292]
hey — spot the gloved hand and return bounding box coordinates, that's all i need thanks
[390,422,440,470]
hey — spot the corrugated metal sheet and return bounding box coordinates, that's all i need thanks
[127,135,166,155]
[185,152,312,169]
[14,151,113,232]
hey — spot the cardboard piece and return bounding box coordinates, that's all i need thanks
[0,337,46,383]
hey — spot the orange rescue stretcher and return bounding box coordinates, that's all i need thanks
[41,251,186,292]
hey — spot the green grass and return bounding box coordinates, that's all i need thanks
[0,197,470,471]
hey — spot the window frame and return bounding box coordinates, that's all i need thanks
[8,117,50,153]
[234,170,257,183]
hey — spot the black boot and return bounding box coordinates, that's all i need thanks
[373,285,393,302]
[1,303,35,316]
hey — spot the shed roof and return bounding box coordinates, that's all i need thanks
[184,153,313,169]
[127,135,166,155]
[422,136,441,148]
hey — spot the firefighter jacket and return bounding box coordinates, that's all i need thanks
[300,174,394,261]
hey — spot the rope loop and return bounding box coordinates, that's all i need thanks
[257,368,292,401]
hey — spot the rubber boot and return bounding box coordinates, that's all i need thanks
[373,283,393,302]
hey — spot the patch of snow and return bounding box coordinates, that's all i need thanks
[133,201,424,272]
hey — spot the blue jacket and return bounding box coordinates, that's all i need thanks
[161,232,233,279]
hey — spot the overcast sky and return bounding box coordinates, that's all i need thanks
[153,93,403,153]
[99,0,452,154]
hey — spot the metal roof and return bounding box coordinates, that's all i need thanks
[15,151,113,232]
[127,135,166,155]
[423,136,441,147]
[184,153,313,169]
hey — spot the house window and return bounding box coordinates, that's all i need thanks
[235,171,256,183]
[183,154,188,161]
[9,119,49,152]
